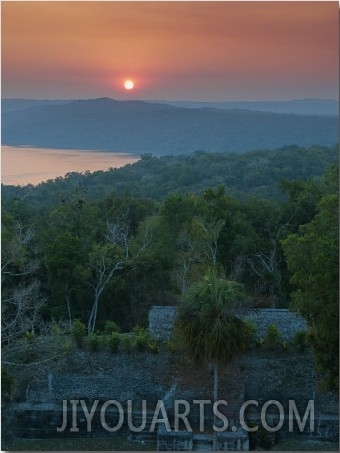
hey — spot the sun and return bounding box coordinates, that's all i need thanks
[124,80,134,90]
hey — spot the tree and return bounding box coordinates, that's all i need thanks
[175,218,225,293]
[45,232,89,326]
[202,186,258,277]
[174,270,251,449]
[87,212,152,333]
[87,242,123,334]
[282,192,339,392]
[246,219,287,308]
[1,220,44,343]
[242,198,290,307]
[279,177,322,233]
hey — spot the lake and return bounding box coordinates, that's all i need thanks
[1,146,140,186]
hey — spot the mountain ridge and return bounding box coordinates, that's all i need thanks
[2,98,338,155]
[2,97,338,115]
[148,98,339,116]
[87,97,340,116]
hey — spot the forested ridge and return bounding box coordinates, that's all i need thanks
[2,144,338,206]
[1,144,339,391]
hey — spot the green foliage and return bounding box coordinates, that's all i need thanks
[1,209,44,343]
[175,269,251,365]
[104,320,120,335]
[51,324,63,336]
[281,340,289,351]
[87,333,101,352]
[293,330,308,352]
[282,185,339,392]
[265,324,281,348]
[3,145,337,206]
[132,325,148,336]
[148,340,159,354]
[255,338,265,349]
[130,328,159,354]
[166,340,181,354]
[1,144,338,394]
[121,334,134,354]
[279,178,322,231]
[71,319,87,348]
[62,339,74,355]
[135,335,148,350]
[24,330,36,342]
[44,229,91,320]
[108,332,120,353]
[243,320,256,343]
[1,367,16,399]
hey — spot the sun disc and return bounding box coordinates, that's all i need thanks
[124,80,134,90]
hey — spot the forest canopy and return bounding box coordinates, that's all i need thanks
[2,144,338,208]
[1,144,339,391]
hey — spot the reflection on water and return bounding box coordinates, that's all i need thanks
[1,146,140,186]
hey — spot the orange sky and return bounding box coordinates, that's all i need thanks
[2,1,339,101]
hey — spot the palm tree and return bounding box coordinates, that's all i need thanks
[174,269,252,450]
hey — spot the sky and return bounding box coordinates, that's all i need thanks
[2,1,339,101]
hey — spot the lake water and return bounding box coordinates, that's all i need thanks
[1,146,140,186]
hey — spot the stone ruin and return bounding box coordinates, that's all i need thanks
[147,306,311,451]
[148,306,308,342]
[4,306,338,452]
[156,384,249,451]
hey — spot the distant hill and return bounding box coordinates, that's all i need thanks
[153,98,339,116]
[2,97,338,154]
[3,98,338,116]
[1,99,70,113]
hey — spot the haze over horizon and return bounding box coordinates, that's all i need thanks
[3,96,339,103]
[2,2,339,102]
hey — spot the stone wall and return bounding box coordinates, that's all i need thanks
[7,401,338,443]
[148,306,307,341]
[148,306,177,340]
[242,308,308,341]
